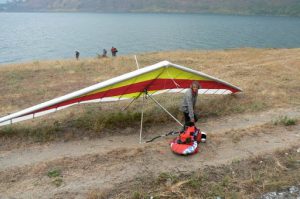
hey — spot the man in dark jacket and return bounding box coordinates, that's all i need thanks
[75,51,80,60]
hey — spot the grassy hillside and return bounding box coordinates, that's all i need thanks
[3,0,300,16]
[0,49,299,198]
[0,48,299,142]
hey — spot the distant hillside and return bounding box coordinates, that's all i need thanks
[2,0,300,16]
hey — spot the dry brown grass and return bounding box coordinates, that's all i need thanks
[97,146,300,199]
[1,48,299,114]
[0,48,299,141]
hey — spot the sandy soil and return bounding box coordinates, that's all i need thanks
[0,106,299,199]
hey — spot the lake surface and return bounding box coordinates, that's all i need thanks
[0,12,300,64]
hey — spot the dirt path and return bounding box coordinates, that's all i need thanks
[0,106,299,198]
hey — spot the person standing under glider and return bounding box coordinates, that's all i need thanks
[180,81,201,128]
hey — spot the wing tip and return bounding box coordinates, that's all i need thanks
[160,60,171,66]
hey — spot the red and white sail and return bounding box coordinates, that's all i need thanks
[0,61,242,126]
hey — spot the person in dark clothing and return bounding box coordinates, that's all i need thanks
[75,51,80,60]
[180,81,201,127]
[111,47,118,57]
[102,49,107,57]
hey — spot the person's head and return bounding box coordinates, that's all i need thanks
[190,81,201,93]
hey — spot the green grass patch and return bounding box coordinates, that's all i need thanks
[47,169,61,178]
[273,116,297,126]
[47,168,63,187]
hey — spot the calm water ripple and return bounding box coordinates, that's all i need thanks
[0,12,300,64]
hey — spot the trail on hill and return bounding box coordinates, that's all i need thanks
[0,106,300,199]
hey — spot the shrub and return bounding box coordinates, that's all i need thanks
[273,116,297,126]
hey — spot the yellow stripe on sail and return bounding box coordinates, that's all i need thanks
[82,67,165,96]
[82,67,209,97]
[158,67,208,80]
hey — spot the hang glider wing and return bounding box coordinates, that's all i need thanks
[0,61,242,126]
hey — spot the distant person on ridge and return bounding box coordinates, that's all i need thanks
[180,81,201,129]
[111,47,118,57]
[75,51,80,60]
[102,49,107,57]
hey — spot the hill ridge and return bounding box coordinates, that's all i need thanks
[2,0,300,16]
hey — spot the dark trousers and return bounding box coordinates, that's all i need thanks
[183,112,198,127]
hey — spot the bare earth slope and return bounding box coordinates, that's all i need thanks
[0,48,299,198]
[0,107,299,198]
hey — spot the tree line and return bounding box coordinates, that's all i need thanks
[2,0,300,16]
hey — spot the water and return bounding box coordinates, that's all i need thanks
[0,12,300,64]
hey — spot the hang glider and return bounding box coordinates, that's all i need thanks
[0,61,242,127]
